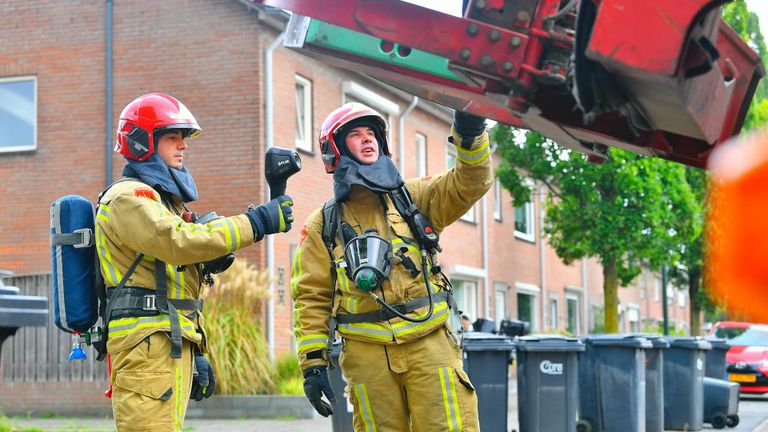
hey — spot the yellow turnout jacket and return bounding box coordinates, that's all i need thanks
[95,179,255,354]
[291,129,493,370]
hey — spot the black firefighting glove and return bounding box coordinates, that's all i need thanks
[246,195,294,241]
[191,353,216,401]
[303,366,336,417]
[452,110,486,149]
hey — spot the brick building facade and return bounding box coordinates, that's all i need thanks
[0,0,692,367]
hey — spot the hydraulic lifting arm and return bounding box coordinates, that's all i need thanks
[251,0,764,168]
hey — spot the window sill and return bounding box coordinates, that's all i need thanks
[514,231,535,243]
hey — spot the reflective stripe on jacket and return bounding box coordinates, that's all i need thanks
[95,179,255,354]
[291,129,493,370]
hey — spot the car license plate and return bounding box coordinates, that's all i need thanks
[729,373,757,383]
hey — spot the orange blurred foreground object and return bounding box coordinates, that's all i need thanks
[706,127,768,322]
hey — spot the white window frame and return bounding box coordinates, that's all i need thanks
[628,304,640,333]
[548,297,559,330]
[294,75,313,152]
[343,81,400,115]
[677,290,686,307]
[516,282,539,331]
[493,177,502,221]
[453,279,478,321]
[565,285,582,335]
[513,179,535,242]
[654,276,661,302]
[493,282,509,324]
[0,76,37,153]
[416,133,427,178]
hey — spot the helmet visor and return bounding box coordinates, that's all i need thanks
[156,123,202,139]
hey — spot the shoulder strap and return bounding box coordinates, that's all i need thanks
[321,198,339,255]
[97,177,141,204]
[320,198,342,369]
[96,252,144,361]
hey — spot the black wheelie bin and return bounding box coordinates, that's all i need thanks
[578,334,652,432]
[462,332,516,432]
[663,337,712,431]
[515,335,585,432]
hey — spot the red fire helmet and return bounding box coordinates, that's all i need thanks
[114,93,202,161]
[319,102,389,173]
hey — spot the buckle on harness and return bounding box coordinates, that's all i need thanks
[72,228,93,248]
[142,295,158,311]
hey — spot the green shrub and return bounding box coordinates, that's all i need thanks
[275,354,302,381]
[205,259,277,394]
[277,376,305,395]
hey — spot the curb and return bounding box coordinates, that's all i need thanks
[186,395,314,420]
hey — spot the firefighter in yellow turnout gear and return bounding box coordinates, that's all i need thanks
[98,93,294,431]
[291,102,491,431]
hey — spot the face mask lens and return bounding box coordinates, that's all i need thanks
[343,232,391,291]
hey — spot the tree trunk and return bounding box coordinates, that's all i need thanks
[689,267,702,336]
[603,258,619,333]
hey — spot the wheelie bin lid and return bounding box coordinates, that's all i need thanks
[515,335,585,352]
[627,333,670,349]
[582,334,653,348]
[461,332,515,351]
[665,336,712,350]
[705,337,731,351]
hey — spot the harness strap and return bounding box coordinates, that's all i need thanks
[153,259,183,359]
[335,291,457,324]
[101,253,146,359]
[51,229,93,248]
[107,286,203,315]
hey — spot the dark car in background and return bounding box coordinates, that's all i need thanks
[709,321,768,394]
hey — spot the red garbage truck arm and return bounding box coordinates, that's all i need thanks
[251,0,764,168]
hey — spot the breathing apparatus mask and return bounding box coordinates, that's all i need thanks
[341,226,392,292]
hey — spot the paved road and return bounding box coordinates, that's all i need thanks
[6,393,767,431]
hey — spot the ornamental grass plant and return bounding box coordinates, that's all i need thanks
[204,258,277,394]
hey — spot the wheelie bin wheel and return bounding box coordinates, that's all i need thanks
[727,414,740,428]
[576,419,592,432]
[711,413,727,429]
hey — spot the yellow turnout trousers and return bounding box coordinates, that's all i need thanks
[340,327,480,432]
[110,332,194,432]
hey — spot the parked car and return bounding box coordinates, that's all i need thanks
[709,321,768,394]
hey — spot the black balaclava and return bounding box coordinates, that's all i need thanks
[122,130,199,203]
[332,117,403,201]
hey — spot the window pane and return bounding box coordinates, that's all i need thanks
[567,298,578,334]
[416,134,427,177]
[0,78,36,151]
[295,83,305,143]
[514,205,527,233]
[517,293,532,323]
[446,146,456,169]
[549,299,558,329]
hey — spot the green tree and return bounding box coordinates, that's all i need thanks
[723,1,768,130]
[494,130,700,333]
